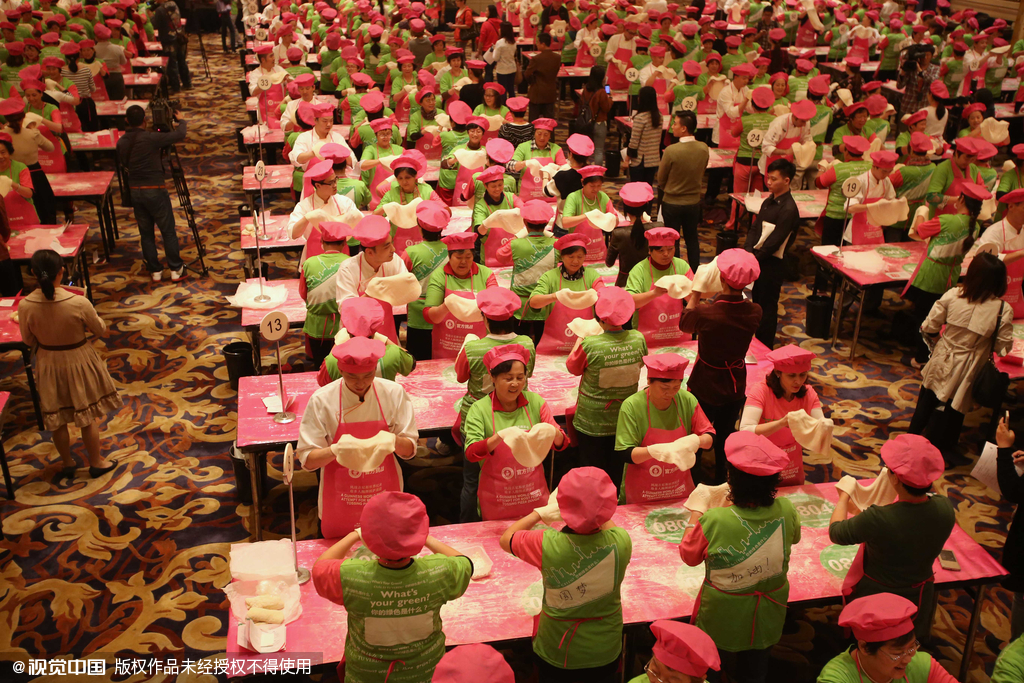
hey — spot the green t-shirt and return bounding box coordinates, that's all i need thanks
[337,178,371,210]
[336,554,472,683]
[572,330,648,437]
[359,142,405,189]
[624,257,691,328]
[992,637,1024,683]
[506,235,557,320]
[818,649,937,683]
[301,252,349,339]
[459,334,536,426]
[512,140,563,164]
[738,112,776,160]
[322,341,415,382]
[824,160,872,219]
[405,240,449,329]
[463,389,548,450]
[438,130,470,190]
[562,190,611,217]
[528,264,602,322]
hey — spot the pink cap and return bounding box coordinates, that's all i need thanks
[286,46,303,61]
[293,73,315,87]
[566,133,594,157]
[862,80,883,94]
[843,135,870,156]
[620,182,654,207]
[312,101,335,118]
[416,200,450,231]
[94,24,111,39]
[482,342,530,370]
[769,28,786,40]
[955,136,983,156]
[477,288,522,321]
[390,154,423,177]
[331,336,386,373]
[1013,144,1024,160]
[999,189,1024,205]
[557,467,617,533]
[904,109,928,125]
[880,434,944,488]
[960,180,991,202]
[351,73,373,87]
[554,234,589,252]
[305,159,335,182]
[445,45,464,57]
[522,199,554,224]
[19,78,45,92]
[909,131,933,153]
[442,231,477,251]
[432,644,514,683]
[865,94,888,117]
[42,56,64,69]
[361,91,386,114]
[731,63,757,78]
[533,118,557,131]
[650,621,721,678]
[871,150,899,169]
[650,45,667,57]
[839,594,917,642]
[485,138,515,164]
[354,215,391,247]
[717,248,760,289]
[595,286,634,325]
[790,99,817,121]
[645,227,679,247]
[961,102,986,118]
[751,86,774,110]
[466,115,489,131]
[369,117,395,134]
[319,221,350,243]
[929,80,949,99]
[767,344,814,373]
[448,100,472,125]
[340,297,384,337]
[643,353,689,380]
[795,58,815,73]
[506,96,529,112]
[368,24,384,38]
[416,86,437,105]
[808,74,831,96]
[725,35,741,48]
[579,165,606,181]
[360,491,428,559]
[683,61,703,78]
[725,431,789,476]
[476,166,505,185]
[320,143,351,163]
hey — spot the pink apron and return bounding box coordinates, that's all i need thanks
[393,78,414,123]
[758,395,804,486]
[482,225,514,267]
[575,39,596,67]
[368,154,394,210]
[520,155,553,203]
[390,190,426,256]
[653,78,670,116]
[59,98,82,134]
[451,162,483,209]
[556,208,607,263]
[718,108,742,149]
[637,260,689,348]
[622,392,695,504]
[477,401,549,520]
[936,164,982,216]
[1001,231,1024,317]
[763,132,800,170]
[607,46,633,91]
[320,384,402,539]
[536,273,595,355]
[847,36,871,62]
[796,20,818,48]
[91,72,109,101]
[431,274,488,359]
[35,117,66,174]
[357,254,400,343]
[523,10,537,40]
[849,197,885,245]
[259,82,286,130]
[415,130,442,160]
[2,171,39,226]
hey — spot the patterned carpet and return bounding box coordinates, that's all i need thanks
[0,46,1017,683]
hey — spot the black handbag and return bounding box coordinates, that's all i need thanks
[972,301,1010,409]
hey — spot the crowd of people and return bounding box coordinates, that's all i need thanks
[4,0,1024,681]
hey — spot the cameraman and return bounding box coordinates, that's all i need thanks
[152,0,192,93]
[897,46,929,119]
[116,104,186,282]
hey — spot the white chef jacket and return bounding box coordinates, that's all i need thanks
[247,65,289,92]
[967,218,1024,259]
[287,192,362,263]
[280,95,330,131]
[604,34,636,71]
[335,251,410,304]
[638,62,672,87]
[760,113,813,174]
[843,170,897,242]
[573,26,601,50]
[714,81,752,144]
[296,377,419,516]
[288,127,352,167]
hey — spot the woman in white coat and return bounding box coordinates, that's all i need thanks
[908,252,1013,463]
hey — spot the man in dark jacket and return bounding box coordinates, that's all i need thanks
[152,0,191,92]
[524,33,561,120]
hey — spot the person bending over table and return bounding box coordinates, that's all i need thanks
[463,343,566,521]
[508,118,564,202]
[335,215,410,344]
[499,467,630,683]
[741,345,826,487]
[818,593,957,683]
[297,337,419,539]
[423,232,497,360]
[311,491,471,682]
[454,287,535,521]
[681,432,800,683]
[289,159,362,264]
[567,286,647,493]
[318,297,415,386]
[494,199,557,345]
[614,353,714,504]
[924,136,983,218]
[0,130,37,228]
[625,227,691,347]
[681,248,762,484]
[402,201,451,362]
[828,434,955,640]
[528,233,606,355]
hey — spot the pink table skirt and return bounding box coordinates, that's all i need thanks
[811,242,927,288]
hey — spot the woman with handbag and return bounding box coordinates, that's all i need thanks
[908,252,1013,464]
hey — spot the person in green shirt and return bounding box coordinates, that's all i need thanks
[567,286,647,491]
[300,222,350,367]
[318,297,415,385]
[362,25,391,85]
[829,434,956,638]
[359,116,405,194]
[401,201,450,361]
[499,466,631,682]
[671,61,705,114]
[492,199,557,340]
[992,637,1024,683]
[421,35,447,72]
[626,620,721,683]
[374,155,440,241]
[406,87,441,147]
[624,227,691,335]
[895,109,928,159]
[818,593,956,683]
[472,164,520,262]
[721,36,746,78]
[815,135,873,248]
[423,231,498,355]
[472,82,509,119]
[831,102,873,157]
[997,144,1024,199]
[311,491,473,683]
[467,134,519,206]
[354,91,402,150]
[560,165,614,238]
[390,53,418,113]
[437,100,475,204]
[527,232,605,350]
[889,132,936,237]
[438,49,467,106]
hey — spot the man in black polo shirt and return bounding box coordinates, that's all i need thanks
[746,158,800,348]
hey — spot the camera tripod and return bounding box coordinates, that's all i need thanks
[163,143,209,276]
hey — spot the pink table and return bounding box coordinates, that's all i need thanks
[94,99,149,122]
[0,297,42,429]
[239,278,306,370]
[131,56,169,70]
[68,130,123,151]
[244,165,295,211]
[124,72,163,88]
[143,41,163,53]
[995,319,1024,380]
[821,60,878,74]
[995,102,1022,120]
[225,481,1005,678]
[6,224,93,301]
[730,189,829,220]
[245,53,320,69]
[47,172,118,260]
[241,215,304,274]
[811,242,928,360]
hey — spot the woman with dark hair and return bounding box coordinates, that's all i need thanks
[60,42,99,132]
[560,165,614,256]
[627,85,663,184]
[0,99,55,224]
[423,232,497,359]
[18,249,121,482]
[362,24,391,87]
[908,251,1013,457]
[579,65,613,164]
[485,21,517,95]
[681,431,800,683]
[0,131,39,227]
[905,181,991,368]
[607,181,655,288]
[477,5,502,69]
[820,593,957,683]
[528,232,606,354]
[463,343,565,521]
[741,345,829,486]
[924,80,949,138]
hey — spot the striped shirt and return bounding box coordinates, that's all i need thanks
[62,66,97,98]
[628,111,663,168]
